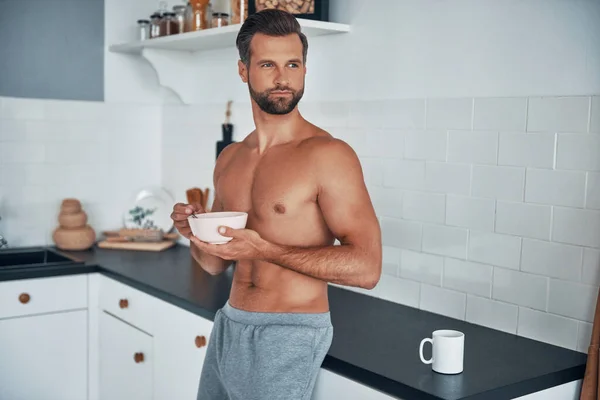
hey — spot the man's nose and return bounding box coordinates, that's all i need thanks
[274,67,290,86]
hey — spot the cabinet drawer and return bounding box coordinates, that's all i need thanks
[0,275,87,320]
[99,276,154,333]
[99,311,153,400]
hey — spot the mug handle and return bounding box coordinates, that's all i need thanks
[419,338,433,364]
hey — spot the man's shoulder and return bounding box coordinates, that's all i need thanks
[216,141,244,163]
[301,132,358,162]
[214,141,245,178]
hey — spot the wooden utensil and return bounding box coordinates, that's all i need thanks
[186,188,204,206]
[186,187,210,211]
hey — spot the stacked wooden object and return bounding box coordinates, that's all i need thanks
[53,199,96,251]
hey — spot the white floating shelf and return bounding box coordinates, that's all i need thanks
[109,19,350,54]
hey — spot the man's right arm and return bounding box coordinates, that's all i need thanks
[190,143,238,275]
[190,194,234,275]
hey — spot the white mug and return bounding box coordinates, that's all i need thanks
[419,329,465,374]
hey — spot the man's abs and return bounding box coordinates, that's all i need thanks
[229,259,330,313]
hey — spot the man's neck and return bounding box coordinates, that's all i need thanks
[251,102,306,154]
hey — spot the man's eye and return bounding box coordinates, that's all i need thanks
[262,63,272,68]
[289,63,299,68]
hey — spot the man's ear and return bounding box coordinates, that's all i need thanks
[238,60,248,83]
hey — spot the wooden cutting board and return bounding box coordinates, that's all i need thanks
[97,239,175,252]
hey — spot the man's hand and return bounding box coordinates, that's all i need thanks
[189,226,271,261]
[171,202,204,239]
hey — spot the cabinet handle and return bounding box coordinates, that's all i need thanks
[119,299,129,309]
[134,352,145,363]
[195,335,207,348]
[19,293,30,304]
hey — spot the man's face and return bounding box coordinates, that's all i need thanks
[239,33,306,115]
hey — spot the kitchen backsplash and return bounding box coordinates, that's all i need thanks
[2,93,599,354]
[0,96,161,246]
[163,95,600,353]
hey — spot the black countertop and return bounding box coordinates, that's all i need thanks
[0,245,587,400]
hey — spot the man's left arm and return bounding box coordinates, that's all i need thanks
[263,139,382,289]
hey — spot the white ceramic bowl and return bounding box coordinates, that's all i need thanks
[188,211,248,244]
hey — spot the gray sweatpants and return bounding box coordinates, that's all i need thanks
[197,301,334,400]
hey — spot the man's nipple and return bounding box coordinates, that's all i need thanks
[273,203,286,214]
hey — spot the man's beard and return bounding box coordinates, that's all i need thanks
[249,82,304,115]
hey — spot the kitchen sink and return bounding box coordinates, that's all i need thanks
[0,247,84,269]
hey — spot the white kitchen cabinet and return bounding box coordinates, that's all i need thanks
[0,309,88,400]
[153,299,214,399]
[98,274,155,334]
[311,368,401,400]
[0,274,87,319]
[99,311,153,400]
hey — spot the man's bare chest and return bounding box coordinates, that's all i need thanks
[216,155,317,221]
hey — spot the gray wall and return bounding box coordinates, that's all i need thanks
[0,0,104,101]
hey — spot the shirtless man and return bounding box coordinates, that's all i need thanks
[170,9,381,400]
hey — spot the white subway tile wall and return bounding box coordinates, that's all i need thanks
[0,96,161,247]
[3,94,598,353]
[295,96,598,352]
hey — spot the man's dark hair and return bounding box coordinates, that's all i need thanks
[236,9,308,66]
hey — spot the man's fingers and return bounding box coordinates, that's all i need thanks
[171,211,191,222]
[189,202,205,214]
[218,226,236,237]
[171,203,204,222]
[173,202,190,213]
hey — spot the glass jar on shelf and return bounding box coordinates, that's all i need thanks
[212,12,229,28]
[161,12,179,35]
[230,0,247,24]
[173,5,187,34]
[189,0,211,31]
[149,13,162,38]
[137,19,150,40]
